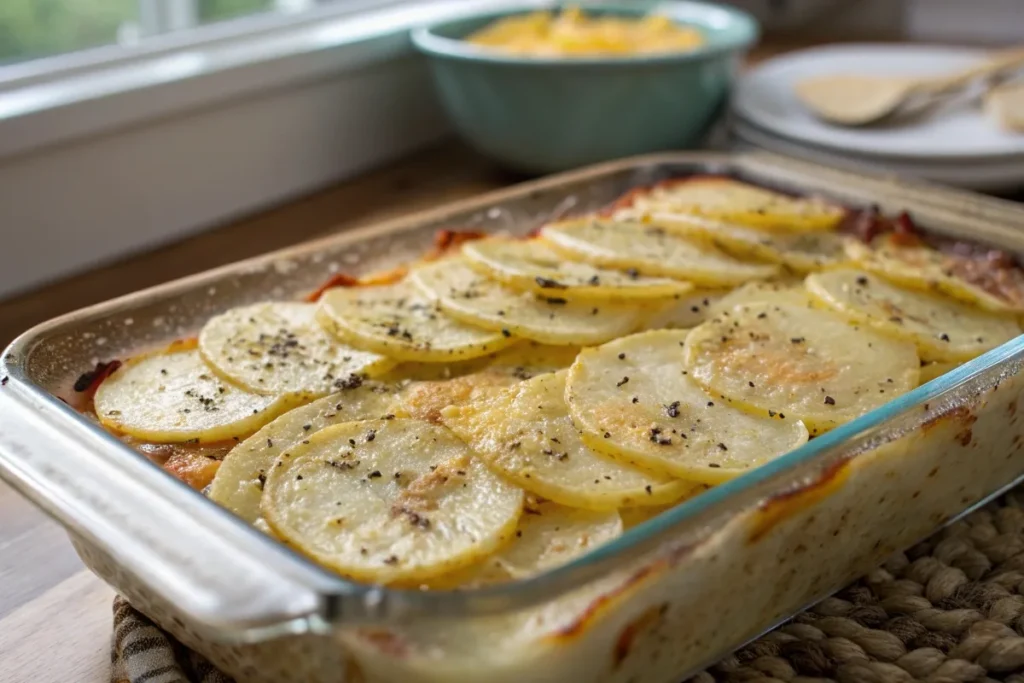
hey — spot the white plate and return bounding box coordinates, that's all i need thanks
[732,44,1024,161]
[729,116,1024,193]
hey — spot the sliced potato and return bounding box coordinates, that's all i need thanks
[461,237,692,301]
[539,219,779,286]
[920,361,960,385]
[619,504,677,529]
[636,289,729,331]
[806,269,1021,363]
[709,280,815,316]
[441,370,696,510]
[262,418,524,583]
[209,383,400,524]
[683,303,920,435]
[494,501,622,579]
[846,237,1024,314]
[392,342,580,423]
[567,330,809,483]
[410,258,645,345]
[384,341,580,384]
[198,302,394,397]
[642,212,850,271]
[623,177,844,232]
[94,348,294,443]
[317,280,515,362]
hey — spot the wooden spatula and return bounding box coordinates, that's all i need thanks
[985,80,1024,132]
[794,47,1024,126]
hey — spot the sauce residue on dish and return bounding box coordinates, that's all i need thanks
[465,6,705,58]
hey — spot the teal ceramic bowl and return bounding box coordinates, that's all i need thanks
[411,2,758,174]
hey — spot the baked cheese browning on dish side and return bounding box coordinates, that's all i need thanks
[683,303,921,435]
[85,174,1024,590]
[317,279,516,362]
[441,370,698,511]
[846,234,1024,314]
[262,418,524,583]
[634,211,852,272]
[199,301,395,397]
[461,237,693,301]
[208,383,402,524]
[410,258,648,345]
[566,330,810,484]
[806,269,1021,363]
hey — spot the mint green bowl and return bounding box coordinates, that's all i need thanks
[411,2,758,174]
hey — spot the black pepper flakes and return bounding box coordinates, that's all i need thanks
[666,401,680,418]
[368,470,382,479]
[717,443,728,451]
[938,333,950,342]
[535,277,567,290]
[616,376,630,387]
[824,396,836,405]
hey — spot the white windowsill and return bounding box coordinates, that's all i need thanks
[0,0,548,299]
[0,0,549,159]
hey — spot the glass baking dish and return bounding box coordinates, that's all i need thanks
[3,152,1024,683]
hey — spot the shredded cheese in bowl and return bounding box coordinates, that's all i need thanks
[466,6,705,57]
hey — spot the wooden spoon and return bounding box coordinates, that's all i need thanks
[794,47,1024,126]
[985,80,1024,132]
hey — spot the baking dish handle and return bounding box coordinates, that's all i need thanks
[0,380,355,640]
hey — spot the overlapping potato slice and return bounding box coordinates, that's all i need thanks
[636,289,729,331]
[920,361,960,385]
[683,303,920,435]
[461,237,692,301]
[619,504,677,529]
[209,382,401,523]
[442,370,695,510]
[409,258,645,345]
[567,330,809,483]
[539,219,778,286]
[317,280,515,362]
[639,212,850,271]
[709,280,815,316]
[94,348,294,443]
[198,302,394,397]
[622,177,844,232]
[806,269,1021,362]
[494,501,622,578]
[262,418,524,583]
[845,237,1024,314]
[394,342,580,424]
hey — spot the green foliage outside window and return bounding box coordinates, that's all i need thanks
[0,0,274,66]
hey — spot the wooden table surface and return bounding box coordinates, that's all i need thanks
[0,143,511,683]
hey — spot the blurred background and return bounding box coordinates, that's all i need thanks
[1,0,1023,339]
[3,0,1023,65]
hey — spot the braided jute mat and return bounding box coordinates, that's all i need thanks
[111,491,1024,683]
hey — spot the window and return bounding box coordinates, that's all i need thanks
[0,0,343,68]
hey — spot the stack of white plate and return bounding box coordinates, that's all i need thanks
[728,44,1024,193]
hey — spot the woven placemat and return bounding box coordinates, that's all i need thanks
[111,491,1024,683]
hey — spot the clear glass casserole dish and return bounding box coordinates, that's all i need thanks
[3,152,1024,683]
